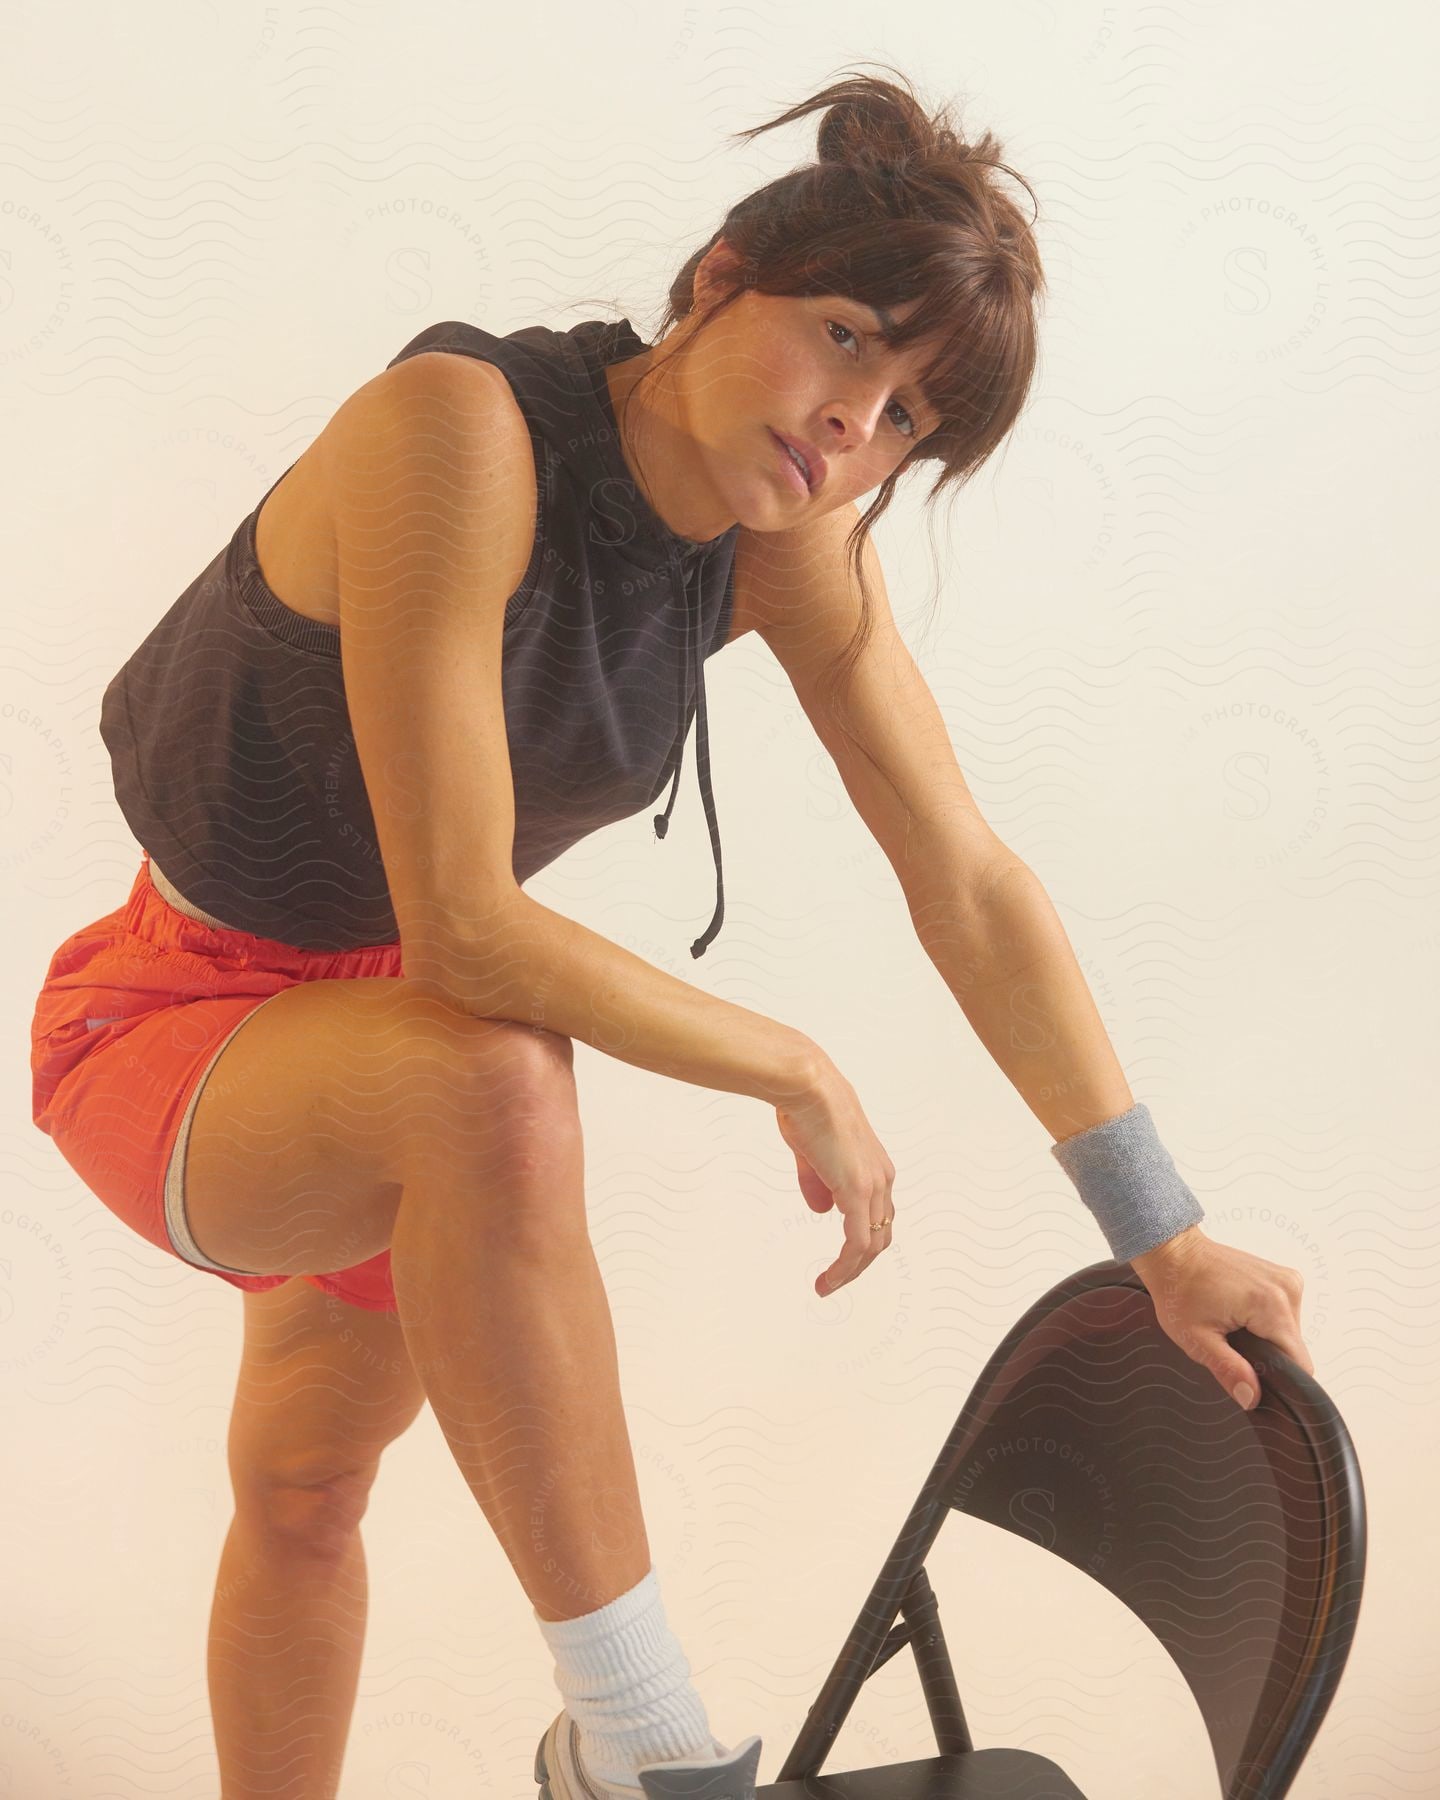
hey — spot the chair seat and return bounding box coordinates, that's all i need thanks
[757,1746,1086,1798]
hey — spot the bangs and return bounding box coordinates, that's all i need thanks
[875,274,1019,465]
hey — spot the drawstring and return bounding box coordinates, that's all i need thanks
[652,557,725,958]
[688,641,725,959]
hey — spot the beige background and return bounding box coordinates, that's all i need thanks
[5,3,1437,1795]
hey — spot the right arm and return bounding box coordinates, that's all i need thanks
[320,348,894,1291]
[321,348,811,1105]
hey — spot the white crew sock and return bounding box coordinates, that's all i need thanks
[536,1565,725,1794]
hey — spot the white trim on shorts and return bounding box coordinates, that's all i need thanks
[164,997,281,1276]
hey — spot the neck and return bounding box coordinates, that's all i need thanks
[604,331,736,546]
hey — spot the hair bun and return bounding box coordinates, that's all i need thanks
[815,73,929,168]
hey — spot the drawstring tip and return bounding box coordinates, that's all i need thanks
[689,903,724,959]
[652,814,669,841]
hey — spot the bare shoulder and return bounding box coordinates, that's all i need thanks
[253,352,537,635]
[319,348,535,495]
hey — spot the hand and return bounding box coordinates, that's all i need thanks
[773,1061,896,1297]
[1130,1225,1315,1410]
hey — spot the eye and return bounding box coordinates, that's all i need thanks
[824,320,918,438]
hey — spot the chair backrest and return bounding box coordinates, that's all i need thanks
[945,1261,1365,1799]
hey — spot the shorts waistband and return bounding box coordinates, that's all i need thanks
[148,855,240,931]
[124,852,404,978]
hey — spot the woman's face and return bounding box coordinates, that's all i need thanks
[677,240,941,530]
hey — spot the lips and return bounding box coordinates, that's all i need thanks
[770,429,825,495]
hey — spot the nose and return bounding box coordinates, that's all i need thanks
[823,379,892,452]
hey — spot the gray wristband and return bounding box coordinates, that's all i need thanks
[1049,1101,1205,1263]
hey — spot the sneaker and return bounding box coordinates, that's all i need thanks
[534,1708,764,1799]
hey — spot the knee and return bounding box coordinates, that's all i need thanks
[468,1016,575,1084]
[403,1011,581,1187]
[237,1462,380,1557]
[465,1026,581,1187]
[399,991,575,1096]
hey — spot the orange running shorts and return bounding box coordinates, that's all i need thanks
[30,852,403,1312]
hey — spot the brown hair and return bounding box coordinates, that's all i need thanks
[621,62,1046,722]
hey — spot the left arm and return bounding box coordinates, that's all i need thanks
[742,502,1134,1149]
[742,503,1314,1405]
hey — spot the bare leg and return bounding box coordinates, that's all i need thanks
[173,985,656,1792]
[388,1113,652,1624]
[208,1513,369,1800]
[204,1277,424,1800]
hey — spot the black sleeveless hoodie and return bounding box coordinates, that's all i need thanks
[99,317,739,955]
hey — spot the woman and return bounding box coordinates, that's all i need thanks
[29,66,1312,1800]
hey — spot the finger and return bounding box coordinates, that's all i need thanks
[1191,1333,1260,1410]
[861,1193,896,1262]
[1249,1309,1317,1379]
[796,1153,834,1214]
[817,1194,878,1296]
[856,1214,892,1276]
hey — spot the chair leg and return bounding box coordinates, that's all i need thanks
[903,1568,973,1756]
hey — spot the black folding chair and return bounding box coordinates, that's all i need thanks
[757,1259,1365,1799]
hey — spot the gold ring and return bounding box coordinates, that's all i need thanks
[870,1217,894,1232]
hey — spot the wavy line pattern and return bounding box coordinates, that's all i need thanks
[5,10,1437,1800]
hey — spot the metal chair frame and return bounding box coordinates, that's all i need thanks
[757,1260,1365,1800]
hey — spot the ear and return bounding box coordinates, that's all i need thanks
[693,234,745,306]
